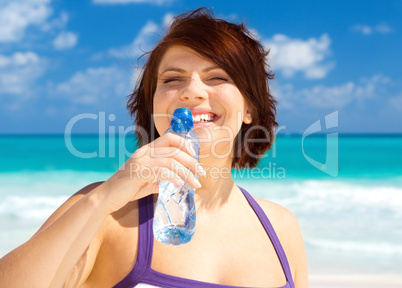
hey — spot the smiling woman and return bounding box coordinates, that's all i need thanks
[130,8,278,169]
[0,7,308,288]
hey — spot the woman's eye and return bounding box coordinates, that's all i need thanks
[163,78,182,84]
[209,77,228,82]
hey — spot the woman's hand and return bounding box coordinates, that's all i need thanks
[97,133,205,214]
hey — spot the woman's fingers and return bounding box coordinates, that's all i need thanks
[102,133,203,213]
[154,167,187,187]
[152,133,197,157]
[133,156,202,189]
[159,158,202,189]
[149,146,205,177]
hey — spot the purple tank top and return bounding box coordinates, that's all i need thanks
[113,186,295,288]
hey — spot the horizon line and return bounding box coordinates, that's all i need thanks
[1,132,402,137]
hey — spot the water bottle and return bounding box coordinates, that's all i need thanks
[153,107,200,245]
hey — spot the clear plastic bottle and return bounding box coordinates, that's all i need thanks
[153,107,200,245]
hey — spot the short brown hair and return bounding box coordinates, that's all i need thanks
[127,8,277,169]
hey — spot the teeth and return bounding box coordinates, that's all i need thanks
[193,113,215,123]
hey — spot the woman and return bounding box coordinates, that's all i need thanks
[0,8,308,288]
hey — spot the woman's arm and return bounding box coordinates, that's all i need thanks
[291,217,309,288]
[0,133,203,288]
[0,182,109,288]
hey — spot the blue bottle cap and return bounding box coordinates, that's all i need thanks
[171,108,194,133]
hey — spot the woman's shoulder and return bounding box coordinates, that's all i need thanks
[251,194,307,280]
[251,195,299,231]
[251,195,303,244]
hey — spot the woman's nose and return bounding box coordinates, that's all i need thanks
[180,77,208,102]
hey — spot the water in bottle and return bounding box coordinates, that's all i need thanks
[153,107,201,245]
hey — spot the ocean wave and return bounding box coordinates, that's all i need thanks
[1,172,401,258]
[0,170,112,256]
[307,239,402,255]
[242,179,402,213]
[239,179,402,257]
[0,195,68,221]
[0,170,111,220]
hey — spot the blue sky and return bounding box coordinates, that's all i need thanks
[0,0,401,134]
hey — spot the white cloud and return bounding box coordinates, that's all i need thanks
[264,33,334,79]
[108,14,173,59]
[93,0,173,4]
[299,82,356,108]
[53,31,78,50]
[352,23,393,35]
[0,0,53,43]
[275,74,391,110]
[352,25,372,35]
[0,51,45,97]
[54,66,137,105]
[109,21,159,58]
[162,12,174,28]
[41,12,69,32]
[375,23,393,34]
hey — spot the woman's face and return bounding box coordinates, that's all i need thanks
[153,45,251,159]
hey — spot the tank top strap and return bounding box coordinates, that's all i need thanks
[136,194,154,268]
[238,186,295,288]
[112,195,154,288]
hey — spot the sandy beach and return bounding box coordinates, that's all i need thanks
[309,274,402,288]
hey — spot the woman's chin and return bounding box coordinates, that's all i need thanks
[198,144,233,161]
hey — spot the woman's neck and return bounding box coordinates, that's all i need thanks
[195,155,240,212]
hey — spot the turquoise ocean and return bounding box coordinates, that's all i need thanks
[0,134,401,279]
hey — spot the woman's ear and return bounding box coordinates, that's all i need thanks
[244,109,252,124]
